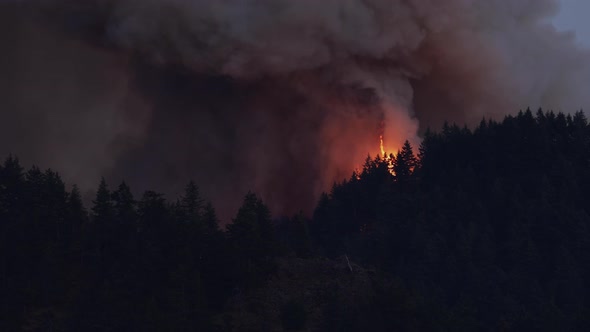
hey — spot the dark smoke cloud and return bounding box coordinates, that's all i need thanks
[1,0,589,220]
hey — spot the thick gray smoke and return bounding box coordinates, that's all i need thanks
[1,0,589,220]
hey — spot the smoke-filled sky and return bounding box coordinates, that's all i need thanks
[554,0,590,46]
[1,0,589,220]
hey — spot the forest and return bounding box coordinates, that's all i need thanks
[2,109,590,331]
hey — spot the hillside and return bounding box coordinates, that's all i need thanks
[2,109,590,331]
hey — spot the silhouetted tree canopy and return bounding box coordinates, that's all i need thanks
[3,109,590,330]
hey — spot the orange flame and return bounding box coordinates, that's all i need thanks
[379,134,395,175]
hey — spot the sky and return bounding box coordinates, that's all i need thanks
[2,0,590,219]
[554,0,590,47]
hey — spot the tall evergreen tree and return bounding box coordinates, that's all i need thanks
[203,202,220,234]
[138,191,168,228]
[394,140,417,180]
[227,192,276,285]
[92,177,113,223]
[66,185,86,225]
[0,155,24,215]
[111,181,137,234]
[180,180,204,223]
[228,192,275,256]
[0,156,25,330]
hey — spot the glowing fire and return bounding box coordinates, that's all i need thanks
[379,134,395,175]
[354,133,396,180]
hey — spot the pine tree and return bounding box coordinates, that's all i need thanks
[65,184,87,262]
[90,177,115,264]
[228,192,275,255]
[180,181,204,223]
[0,156,25,331]
[68,185,86,221]
[394,140,417,180]
[227,192,276,285]
[203,202,220,234]
[138,191,169,234]
[0,155,24,215]
[43,169,68,242]
[92,177,113,223]
[112,181,137,227]
[110,181,137,266]
[572,110,588,128]
[291,212,313,258]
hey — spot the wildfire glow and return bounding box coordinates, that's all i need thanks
[379,134,395,175]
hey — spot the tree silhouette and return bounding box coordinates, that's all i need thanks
[3,109,590,330]
[112,182,136,223]
[394,140,417,180]
[180,180,204,223]
[227,192,276,286]
[92,177,113,224]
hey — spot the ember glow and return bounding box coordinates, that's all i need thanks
[378,134,396,175]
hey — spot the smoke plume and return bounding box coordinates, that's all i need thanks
[1,0,588,219]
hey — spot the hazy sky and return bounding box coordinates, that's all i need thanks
[554,0,590,46]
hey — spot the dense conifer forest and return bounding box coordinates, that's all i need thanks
[2,109,590,331]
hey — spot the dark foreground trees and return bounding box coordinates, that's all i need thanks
[0,165,234,330]
[2,109,590,330]
[313,109,590,331]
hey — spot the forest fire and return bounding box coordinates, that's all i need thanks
[379,135,396,175]
[3,0,590,328]
[1,0,587,219]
